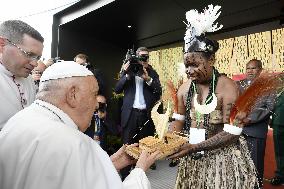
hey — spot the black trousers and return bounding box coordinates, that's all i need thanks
[122,109,155,144]
[120,109,155,179]
[244,135,266,187]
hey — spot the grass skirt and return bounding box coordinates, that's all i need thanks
[175,136,259,189]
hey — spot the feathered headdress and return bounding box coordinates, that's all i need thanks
[184,5,223,53]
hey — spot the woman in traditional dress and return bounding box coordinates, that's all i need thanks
[169,5,259,189]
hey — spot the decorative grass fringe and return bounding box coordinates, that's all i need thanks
[175,136,259,189]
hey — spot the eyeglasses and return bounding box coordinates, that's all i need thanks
[6,38,41,61]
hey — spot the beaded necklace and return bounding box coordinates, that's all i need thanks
[12,76,27,109]
[0,61,27,109]
[184,67,220,139]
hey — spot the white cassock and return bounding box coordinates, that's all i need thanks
[0,63,36,129]
[0,100,150,189]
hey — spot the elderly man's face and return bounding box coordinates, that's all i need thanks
[246,61,262,80]
[77,76,99,132]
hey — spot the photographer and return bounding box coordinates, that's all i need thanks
[115,47,162,179]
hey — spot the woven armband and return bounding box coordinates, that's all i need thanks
[172,113,185,121]
[223,124,243,135]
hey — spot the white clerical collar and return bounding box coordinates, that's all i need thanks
[34,99,79,130]
[0,62,13,77]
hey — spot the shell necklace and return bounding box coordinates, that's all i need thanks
[193,71,217,115]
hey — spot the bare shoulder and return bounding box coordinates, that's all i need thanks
[218,76,238,91]
[217,76,239,98]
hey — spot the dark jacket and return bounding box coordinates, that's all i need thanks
[84,114,118,143]
[114,66,162,128]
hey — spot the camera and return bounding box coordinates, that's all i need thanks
[97,102,107,113]
[124,49,145,76]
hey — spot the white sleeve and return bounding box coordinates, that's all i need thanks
[122,168,151,189]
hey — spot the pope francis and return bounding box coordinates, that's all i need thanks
[0,61,161,189]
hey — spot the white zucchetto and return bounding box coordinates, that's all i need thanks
[40,61,93,82]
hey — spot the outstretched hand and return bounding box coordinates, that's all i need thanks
[167,143,195,159]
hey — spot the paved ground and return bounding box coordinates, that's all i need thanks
[146,160,178,189]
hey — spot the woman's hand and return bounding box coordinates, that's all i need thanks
[167,143,196,159]
[234,111,251,127]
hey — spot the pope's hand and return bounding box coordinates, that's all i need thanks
[167,143,195,159]
[110,144,137,171]
[136,150,161,172]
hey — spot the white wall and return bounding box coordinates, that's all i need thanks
[0,0,78,60]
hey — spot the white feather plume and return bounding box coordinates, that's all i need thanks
[184,4,223,40]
